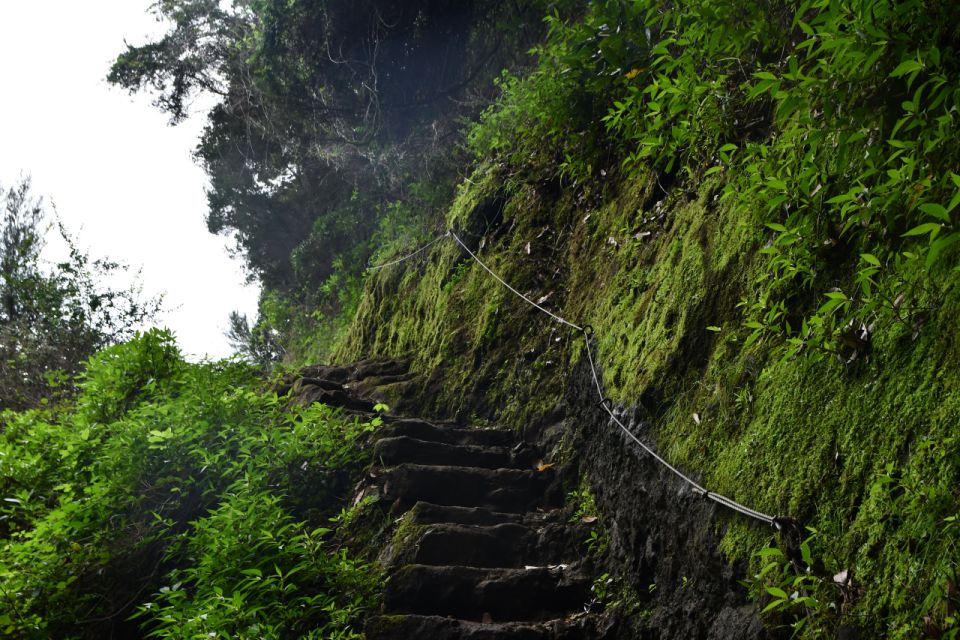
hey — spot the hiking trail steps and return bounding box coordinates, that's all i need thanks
[364,417,601,640]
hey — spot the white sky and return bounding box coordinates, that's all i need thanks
[0,1,260,360]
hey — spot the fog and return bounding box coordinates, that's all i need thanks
[0,1,259,360]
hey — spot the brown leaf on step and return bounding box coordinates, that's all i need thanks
[536,461,556,472]
[481,613,493,624]
[692,413,701,425]
[581,516,598,524]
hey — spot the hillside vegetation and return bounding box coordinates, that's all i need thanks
[337,1,960,637]
[1,1,958,638]
[0,331,380,637]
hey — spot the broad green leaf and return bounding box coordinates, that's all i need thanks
[919,203,949,221]
[902,222,941,238]
[890,59,922,77]
[766,586,789,600]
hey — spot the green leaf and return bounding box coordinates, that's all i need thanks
[890,59,922,77]
[826,193,854,205]
[860,253,881,266]
[902,222,941,238]
[766,223,788,232]
[757,547,784,560]
[919,203,949,221]
[706,326,721,332]
[766,586,789,600]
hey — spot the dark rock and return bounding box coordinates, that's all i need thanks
[408,501,541,527]
[366,614,599,640]
[298,377,344,391]
[379,418,516,448]
[566,351,769,640]
[383,564,592,621]
[410,521,576,568]
[374,436,537,469]
[292,385,375,412]
[383,464,562,513]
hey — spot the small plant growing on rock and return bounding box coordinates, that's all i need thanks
[568,479,610,555]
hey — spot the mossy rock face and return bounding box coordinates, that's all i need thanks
[377,510,426,569]
[339,154,960,637]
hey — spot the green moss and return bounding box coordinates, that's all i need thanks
[339,162,960,636]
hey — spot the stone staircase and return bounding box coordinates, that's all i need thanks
[364,418,601,640]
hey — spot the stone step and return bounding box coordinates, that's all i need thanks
[383,564,593,622]
[412,522,573,568]
[365,614,599,640]
[384,464,562,513]
[379,418,516,448]
[407,501,535,527]
[374,436,536,469]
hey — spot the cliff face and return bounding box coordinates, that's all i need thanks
[335,161,960,638]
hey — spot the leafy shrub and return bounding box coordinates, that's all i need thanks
[0,330,380,638]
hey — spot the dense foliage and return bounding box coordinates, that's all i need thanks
[472,0,960,362]
[0,178,159,411]
[0,330,380,638]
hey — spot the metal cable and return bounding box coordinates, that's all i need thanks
[366,229,780,526]
[366,231,450,271]
[449,231,584,332]
[582,334,775,524]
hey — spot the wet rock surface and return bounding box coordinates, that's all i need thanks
[365,404,601,638]
[285,358,768,639]
[564,351,769,640]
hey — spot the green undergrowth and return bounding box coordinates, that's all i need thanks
[0,329,380,639]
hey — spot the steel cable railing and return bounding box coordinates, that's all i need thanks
[367,230,785,527]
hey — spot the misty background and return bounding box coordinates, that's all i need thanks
[0,1,259,359]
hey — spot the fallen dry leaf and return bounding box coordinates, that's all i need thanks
[692,413,701,425]
[536,461,556,472]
